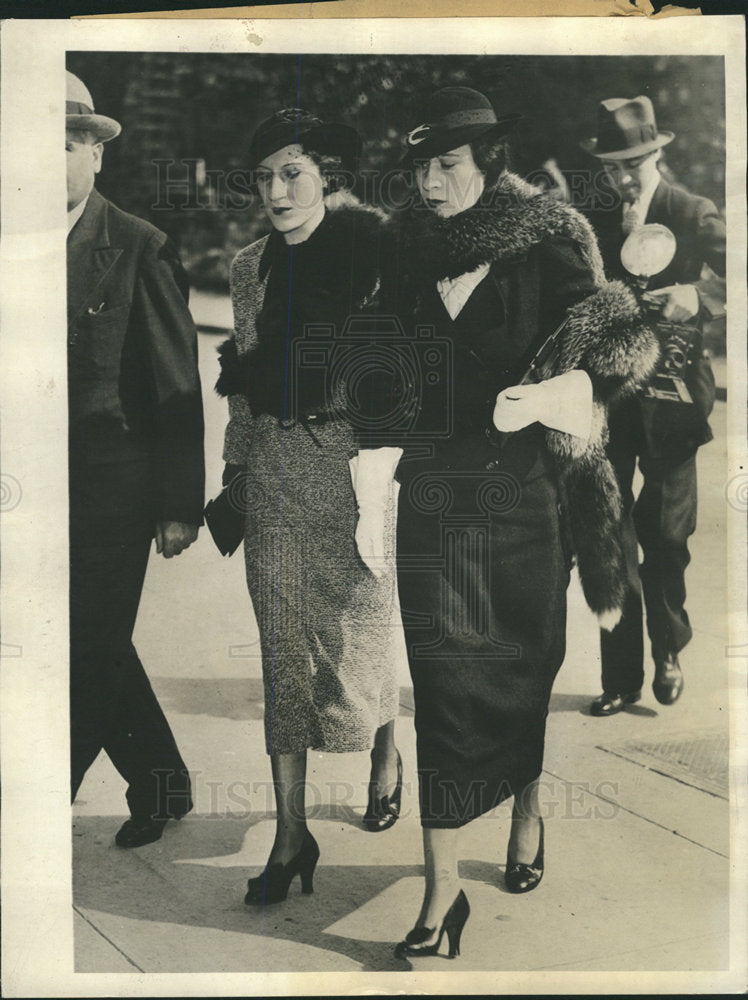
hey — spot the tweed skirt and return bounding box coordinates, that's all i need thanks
[241,414,402,755]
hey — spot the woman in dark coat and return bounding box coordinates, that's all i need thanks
[360,88,659,958]
[216,109,405,905]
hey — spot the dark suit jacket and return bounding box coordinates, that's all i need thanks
[586,177,726,458]
[590,177,726,288]
[68,188,205,525]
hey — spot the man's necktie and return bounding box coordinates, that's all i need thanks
[622,201,641,236]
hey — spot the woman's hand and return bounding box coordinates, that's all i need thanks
[492,382,546,433]
[355,508,388,578]
[493,370,593,440]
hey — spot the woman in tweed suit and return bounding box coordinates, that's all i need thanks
[216,109,405,904]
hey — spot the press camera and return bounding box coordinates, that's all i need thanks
[620,223,696,405]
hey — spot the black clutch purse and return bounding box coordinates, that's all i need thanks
[203,476,245,557]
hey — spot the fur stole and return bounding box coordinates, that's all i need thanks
[398,173,660,620]
[397,170,658,402]
[256,193,386,305]
[215,197,388,406]
[546,285,659,618]
[397,171,606,285]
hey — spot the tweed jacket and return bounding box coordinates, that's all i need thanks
[219,235,265,464]
[220,198,387,460]
[393,172,660,617]
[68,188,205,525]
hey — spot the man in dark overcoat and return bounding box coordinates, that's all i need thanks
[581,96,726,715]
[66,71,205,845]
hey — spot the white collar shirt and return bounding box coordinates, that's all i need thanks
[436,262,491,320]
[67,194,90,234]
[621,172,661,230]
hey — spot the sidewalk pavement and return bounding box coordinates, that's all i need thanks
[71,327,734,977]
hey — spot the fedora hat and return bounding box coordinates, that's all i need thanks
[66,71,121,142]
[249,107,362,170]
[581,96,673,160]
[401,86,521,163]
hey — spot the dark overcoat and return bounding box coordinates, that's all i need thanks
[68,187,205,525]
[67,187,203,814]
[392,172,661,618]
[386,172,660,826]
[586,177,726,459]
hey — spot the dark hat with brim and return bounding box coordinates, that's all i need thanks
[581,95,673,160]
[249,108,362,169]
[401,86,521,164]
[66,71,121,142]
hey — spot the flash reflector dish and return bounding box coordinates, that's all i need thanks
[620,223,677,278]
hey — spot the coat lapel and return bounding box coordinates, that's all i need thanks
[644,178,671,227]
[67,188,123,325]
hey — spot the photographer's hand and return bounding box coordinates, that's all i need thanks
[643,284,699,323]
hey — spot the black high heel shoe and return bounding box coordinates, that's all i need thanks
[244,830,320,905]
[363,749,402,832]
[394,889,470,960]
[505,816,544,894]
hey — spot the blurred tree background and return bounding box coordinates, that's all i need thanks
[67,52,726,293]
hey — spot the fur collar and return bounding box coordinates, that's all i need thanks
[215,196,388,402]
[257,195,387,307]
[398,171,604,284]
[215,337,245,398]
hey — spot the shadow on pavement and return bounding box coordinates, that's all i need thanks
[548,691,659,718]
[152,676,266,721]
[73,811,428,972]
[548,692,594,713]
[459,858,513,894]
[622,703,659,719]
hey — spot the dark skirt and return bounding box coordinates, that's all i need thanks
[395,444,570,828]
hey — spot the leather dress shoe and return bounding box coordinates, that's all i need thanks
[115,804,191,848]
[652,653,684,705]
[590,689,641,717]
[115,817,168,848]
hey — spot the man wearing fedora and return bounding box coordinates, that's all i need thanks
[67,71,205,845]
[581,95,726,716]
